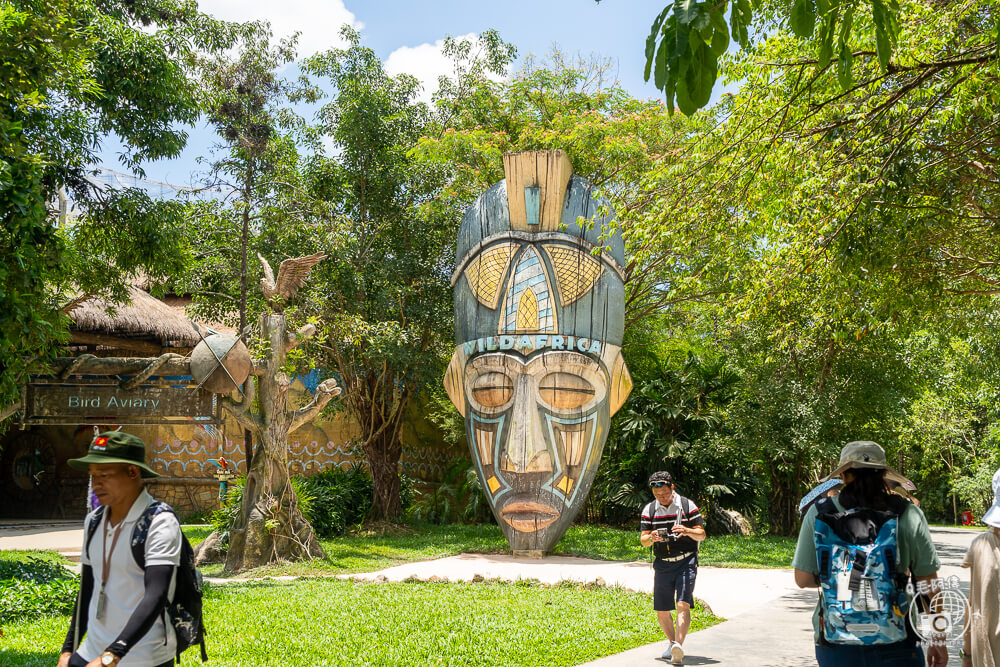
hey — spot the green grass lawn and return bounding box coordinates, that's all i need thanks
[182,523,797,578]
[929,522,988,530]
[0,549,74,567]
[0,579,721,667]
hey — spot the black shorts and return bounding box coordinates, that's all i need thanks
[653,553,697,611]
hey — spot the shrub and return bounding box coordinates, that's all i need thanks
[0,556,79,625]
[210,476,245,548]
[297,465,374,538]
[181,509,214,524]
[407,459,492,525]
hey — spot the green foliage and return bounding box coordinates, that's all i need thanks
[637,0,907,114]
[593,346,755,525]
[293,28,518,522]
[296,465,374,538]
[183,24,320,336]
[180,510,214,525]
[407,458,493,525]
[622,0,1000,532]
[889,330,1000,522]
[953,451,1000,523]
[289,475,315,525]
[181,525,214,548]
[0,553,78,625]
[211,475,246,547]
[0,0,238,409]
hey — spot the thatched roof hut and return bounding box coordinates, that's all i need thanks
[67,286,213,355]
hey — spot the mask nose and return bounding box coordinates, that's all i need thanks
[499,375,552,473]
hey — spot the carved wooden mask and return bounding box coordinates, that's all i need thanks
[444,150,632,554]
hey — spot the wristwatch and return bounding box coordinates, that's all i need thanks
[100,652,119,666]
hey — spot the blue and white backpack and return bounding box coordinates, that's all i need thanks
[813,495,912,645]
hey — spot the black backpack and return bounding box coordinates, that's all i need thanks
[84,501,208,663]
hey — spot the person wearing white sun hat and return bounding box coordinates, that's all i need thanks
[960,467,1000,667]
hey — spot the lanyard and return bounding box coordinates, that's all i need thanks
[97,513,125,620]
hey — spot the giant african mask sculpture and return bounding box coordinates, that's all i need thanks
[444,150,632,554]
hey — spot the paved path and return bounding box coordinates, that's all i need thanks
[0,521,83,561]
[343,554,797,620]
[579,526,980,666]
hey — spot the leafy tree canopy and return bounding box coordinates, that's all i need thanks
[0,0,238,410]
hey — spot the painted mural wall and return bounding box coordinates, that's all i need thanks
[0,376,453,519]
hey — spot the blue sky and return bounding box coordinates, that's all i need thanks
[100,1,668,186]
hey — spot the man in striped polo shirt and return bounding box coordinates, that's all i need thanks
[640,471,706,665]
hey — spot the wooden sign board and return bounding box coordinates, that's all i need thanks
[23,383,220,425]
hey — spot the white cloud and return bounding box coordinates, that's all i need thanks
[198,0,362,59]
[384,33,479,104]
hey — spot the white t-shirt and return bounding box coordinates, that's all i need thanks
[79,489,181,666]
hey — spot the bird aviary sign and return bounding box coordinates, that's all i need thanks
[443,150,633,555]
[23,381,219,426]
[19,355,226,427]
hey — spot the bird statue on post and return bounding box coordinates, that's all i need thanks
[259,252,327,312]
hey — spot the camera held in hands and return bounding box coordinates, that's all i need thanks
[657,527,678,541]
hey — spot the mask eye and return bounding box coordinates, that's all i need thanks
[471,372,514,407]
[539,373,596,410]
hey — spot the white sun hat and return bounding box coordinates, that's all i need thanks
[822,441,916,491]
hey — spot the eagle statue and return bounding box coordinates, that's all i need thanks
[258,252,327,312]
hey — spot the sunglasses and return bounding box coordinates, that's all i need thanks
[649,482,671,489]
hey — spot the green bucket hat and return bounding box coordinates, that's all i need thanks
[67,431,160,478]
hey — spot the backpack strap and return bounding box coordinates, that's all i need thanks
[84,506,105,563]
[130,501,176,570]
[887,493,910,517]
[129,501,180,649]
[679,495,699,552]
[814,496,837,518]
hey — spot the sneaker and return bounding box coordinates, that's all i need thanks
[670,642,684,665]
[660,642,676,660]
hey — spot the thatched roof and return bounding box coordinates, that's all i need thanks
[68,286,207,347]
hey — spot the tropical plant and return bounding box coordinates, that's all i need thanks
[297,465,374,538]
[407,458,492,525]
[592,349,752,525]
[0,554,78,624]
[297,27,517,522]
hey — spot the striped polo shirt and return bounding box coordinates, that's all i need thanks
[640,494,704,560]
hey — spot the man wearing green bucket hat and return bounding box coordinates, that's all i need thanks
[58,431,182,667]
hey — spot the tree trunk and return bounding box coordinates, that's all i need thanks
[224,313,325,573]
[225,432,322,572]
[766,459,803,536]
[365,427,403,522]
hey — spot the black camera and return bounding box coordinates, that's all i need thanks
[657,527,677,541]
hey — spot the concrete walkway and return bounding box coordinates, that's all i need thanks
[343,554,798,620]
[0,520,83,561]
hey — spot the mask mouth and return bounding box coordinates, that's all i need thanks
[499,501,559,532]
